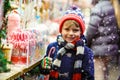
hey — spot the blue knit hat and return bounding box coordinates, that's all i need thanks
[59,6,85,35]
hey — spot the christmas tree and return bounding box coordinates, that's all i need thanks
[0,0,12,73]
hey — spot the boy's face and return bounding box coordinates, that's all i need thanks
[61,20,81,43]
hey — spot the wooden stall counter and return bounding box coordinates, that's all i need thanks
[0,58,42,80]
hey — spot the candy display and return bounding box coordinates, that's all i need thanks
[7,28,44,65]
[7,10,21,36]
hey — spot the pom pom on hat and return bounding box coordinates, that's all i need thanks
[59,6,85,35]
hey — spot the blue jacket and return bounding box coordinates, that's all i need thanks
[42,40,94,80]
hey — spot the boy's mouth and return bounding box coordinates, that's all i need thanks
[66,37,75,42]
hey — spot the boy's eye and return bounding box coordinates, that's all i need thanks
[64,28,69,31]
[73,29,79,32]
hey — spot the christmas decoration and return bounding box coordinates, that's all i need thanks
[0,0,12,73]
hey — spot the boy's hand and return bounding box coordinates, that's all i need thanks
[41,57,52,69]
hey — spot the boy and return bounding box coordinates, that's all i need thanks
[39,6,94,80]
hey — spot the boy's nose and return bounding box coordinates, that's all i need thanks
[69,30,74,34]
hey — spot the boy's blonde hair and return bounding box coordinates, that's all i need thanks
[63,20,80,28]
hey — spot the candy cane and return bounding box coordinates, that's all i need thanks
[48,47,56,57]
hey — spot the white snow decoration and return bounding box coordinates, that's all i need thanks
[48,22,59,35]
[22,1,35,28]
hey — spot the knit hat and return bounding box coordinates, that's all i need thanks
[59,6,85,35]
